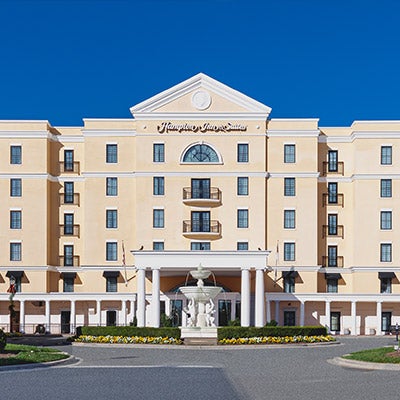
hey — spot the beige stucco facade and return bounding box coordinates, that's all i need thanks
[0,73,399,335]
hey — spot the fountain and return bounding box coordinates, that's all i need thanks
[179,264,222,345]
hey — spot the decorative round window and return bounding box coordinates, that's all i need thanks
[182,144,220,163]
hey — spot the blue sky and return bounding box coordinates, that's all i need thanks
[1,0,400,126]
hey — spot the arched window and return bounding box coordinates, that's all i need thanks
[182,143,220,163]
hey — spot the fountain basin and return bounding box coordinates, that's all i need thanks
[179,286,222,302]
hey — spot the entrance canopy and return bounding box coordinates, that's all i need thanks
[131,250,271,272]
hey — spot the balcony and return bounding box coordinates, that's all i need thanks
[59,255,80,267]
[322,256,344,268]
[59,161,80,174]
[322,161,344,176]
[59,193,80,206]
[182,220,221,238]
[322,193,344,207]
[59,224,80,237]
[322,225,344,238]
[182,187,221,206]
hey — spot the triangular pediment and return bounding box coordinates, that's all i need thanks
[130,73,271,120]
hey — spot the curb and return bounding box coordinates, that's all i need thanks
[328,356,400,371]
[0,352,78,371]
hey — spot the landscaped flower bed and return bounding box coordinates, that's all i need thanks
[74,334,335,345]
[75,335,183,345]
[218,335,336,345]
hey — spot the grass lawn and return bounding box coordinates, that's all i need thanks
[0,344,69,366]
[343,346,400,364]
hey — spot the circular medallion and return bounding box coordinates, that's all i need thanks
[191,90,212,110]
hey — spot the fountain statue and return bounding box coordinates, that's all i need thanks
[179,264,222,345]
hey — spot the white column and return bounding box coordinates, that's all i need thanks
[351,301,357,336]
[121,300,127,326]
[325,301,331,332]
[130,299,136,324]
[266,299,271,323]
[376,301,382,335]
[275,300,280,325]
[255,267,265,327]
[19,300,25,334]
[96,300,102,326]
[151,267,160,328]
[71,300,76,334]
[240,267,250,327]
[137,267,146,327]
[165,298,171,318]
[45,300,51,333]
[300,301,305,327]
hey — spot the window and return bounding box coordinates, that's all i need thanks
[381,146,392,165]
[153,209,165,228]
[10,179,22,197]
[9,276,21,293]
[153,242,164,251]
[64,150,74,171]
[64,245,74,266]
[237,143,249,163]
[182,144,219,163]
[328,214,338,235]
[284,210,295,229]
[10,242,21,261]
[237,177,248,195]
[64,213,74,235]
[237,242,248,251]
[381,211,392,230]
[380,243,392,262]
[380,278,392,294]
[153,177,165,195]
[106,177,118,196]
[191,242,210,250]
[10,145,21,164]
[327,278,338,293]
[284,178,295,196]
[106,242,118,261]
[381,179,392,198]
[191,179,210,199]
[284,275,295,293]
[328,150,338,172]
[328,245,338,267]
[106,210,118,228]
[106,277,117,292]
[10,210,21,229]
[237,209,249,228]
[153,143,165,162]
[284,243,295,261]
[106,144,118,163]
[191,211,209,232]
[64,182,74,203]
[63,277,74,293]
[284,144,295,163]
[328,182,338,203]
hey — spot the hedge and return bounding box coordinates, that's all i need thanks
[77,326,181,339]
[217,326,328,340]
[0,329,6,352]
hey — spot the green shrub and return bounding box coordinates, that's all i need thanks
[79,326,181,339]
[265,320,278,326]
[0,329,6,352]
[217,326,327,340]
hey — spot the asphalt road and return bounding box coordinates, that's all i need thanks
[1,336,399,400]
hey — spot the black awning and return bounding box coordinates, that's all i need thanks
[379,272,396,279]
[6,271,24,278]
[282,271,299,278]
[60,272,77,279]
[325,273,342,280]
[103,271,120,278]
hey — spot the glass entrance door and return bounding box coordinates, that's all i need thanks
[382,311,392,332]
[284,310,296,326]
[61,311,71,334]
[330,312,341,332]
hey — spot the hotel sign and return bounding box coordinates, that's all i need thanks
[157,122,247,134]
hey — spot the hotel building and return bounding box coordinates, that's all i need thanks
[1,73,399,335]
